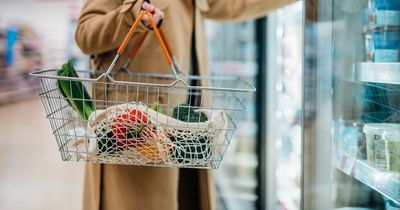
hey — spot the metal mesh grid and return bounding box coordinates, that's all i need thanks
[31,69,254,169]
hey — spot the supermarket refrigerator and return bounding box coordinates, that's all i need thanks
[206,20,259,210]
[302,0,400,210]
[208,0,400,209]
[208,2,304,210]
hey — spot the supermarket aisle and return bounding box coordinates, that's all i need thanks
[0,99,83,210]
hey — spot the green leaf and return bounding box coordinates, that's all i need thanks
[96,129,119,154]
[171,104,210,163]
[149,104,163,113]
[126,124,145,139]
[172,104,207,122]
[57,60,95,120]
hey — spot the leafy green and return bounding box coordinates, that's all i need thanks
[126,124,145,139]
[95,128,119,155]
[57,60,95,120]
[149,104,163,113]
[171,104,210,163]
[172,104,207,122]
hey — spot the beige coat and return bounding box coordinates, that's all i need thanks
[75,0,294,210]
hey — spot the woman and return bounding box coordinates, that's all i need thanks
[75,0,294,210]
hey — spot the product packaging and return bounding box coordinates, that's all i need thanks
[368,0,400,26]
[363,123,400,170]
[382,130,400,175]
[365,26,400,62]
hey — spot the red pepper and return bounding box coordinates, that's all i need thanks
[111,109,149,147]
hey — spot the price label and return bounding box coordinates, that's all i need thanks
[337,153,356,175]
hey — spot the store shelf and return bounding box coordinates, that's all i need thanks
[355,62,400,85]
[333,152,400,205]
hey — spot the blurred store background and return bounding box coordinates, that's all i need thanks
[0,1,85,210]
[0,0,87,105]
[207,2,302,210]
[0,1,302,209]
[3,0,399,210]
[0,0,303,210]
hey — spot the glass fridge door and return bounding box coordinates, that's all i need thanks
[205,21,259,210]
[263,2,303,210]
[303,0,400,209]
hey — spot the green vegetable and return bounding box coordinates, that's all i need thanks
[172,104,207,122]
[171,104,210,164]
[95,128,119,155]
[57,60,95,120]
[149,104,163,113]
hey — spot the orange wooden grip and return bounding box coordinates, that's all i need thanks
[117,11,174,66]
[146,12,173,65]
[128,31,149,60]
[117,11,146,55]
[159,29,174,57]
[127,28,173,63]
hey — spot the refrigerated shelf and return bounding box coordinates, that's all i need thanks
[355,63,400,85]
[333,152,400,205]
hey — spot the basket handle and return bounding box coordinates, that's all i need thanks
[123,31,149,69]
[100,11,187,86]
[122,27,187,77]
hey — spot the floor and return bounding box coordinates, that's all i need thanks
[0,99,83,210]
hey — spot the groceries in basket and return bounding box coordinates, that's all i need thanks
[59,61,227,166]
[30,10,255,169]
[69,103,227,165]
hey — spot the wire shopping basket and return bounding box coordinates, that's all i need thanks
[30,11,255,169]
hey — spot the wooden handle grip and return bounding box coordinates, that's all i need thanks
[127,31,149,60]
[147,12,173,65]
[117,10,146,55]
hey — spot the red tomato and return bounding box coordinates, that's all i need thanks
[129,109,148,124]
[111,109,149,147]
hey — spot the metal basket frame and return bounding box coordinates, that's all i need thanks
[30,11,256,169]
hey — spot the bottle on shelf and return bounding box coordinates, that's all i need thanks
[365,0,400,63]
[382,130,400,179]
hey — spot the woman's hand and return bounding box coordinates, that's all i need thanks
[141,2,164,28]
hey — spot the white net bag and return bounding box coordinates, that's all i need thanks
[68,103,227,166]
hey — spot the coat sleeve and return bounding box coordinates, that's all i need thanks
[76,0,147,55]
[204,0,297,21]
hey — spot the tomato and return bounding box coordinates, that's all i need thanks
[111,109,149,147]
